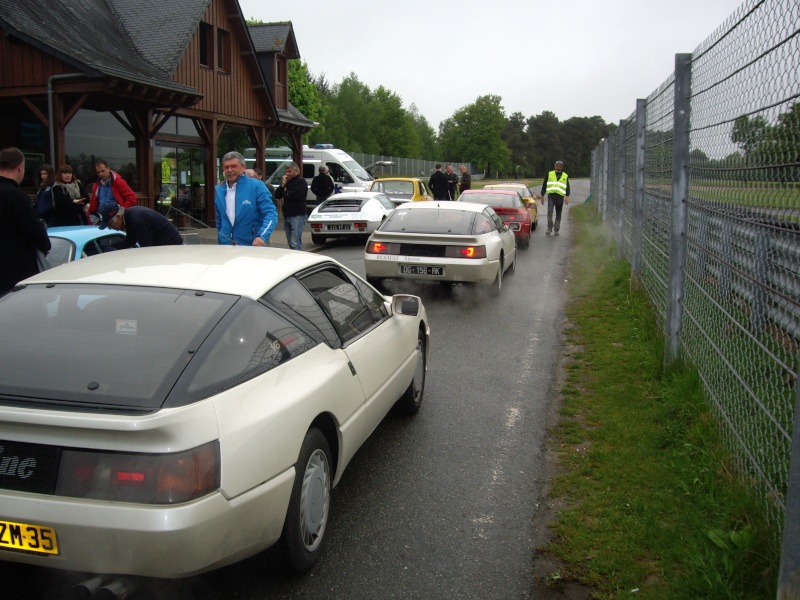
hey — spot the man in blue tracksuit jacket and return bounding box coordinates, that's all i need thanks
[215,151,277,246]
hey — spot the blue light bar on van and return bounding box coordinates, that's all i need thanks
[314,144,334,149]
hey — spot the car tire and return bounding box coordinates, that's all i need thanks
[396,331,426,415]
[366,276,386,293]
[311,234,326,245]
[275,428,332,574]
[522,237,530,249]
[508,249,517,275]
[489,258,503,297]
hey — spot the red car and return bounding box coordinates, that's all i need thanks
[458,189,533,248]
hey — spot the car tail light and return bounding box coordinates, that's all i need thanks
[367,241,400,255]
[55,441,220,504]
[445,245,487,259]
[354,222,367,230]
[310,223,322,231]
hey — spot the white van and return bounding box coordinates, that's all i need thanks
[246,145,392,212]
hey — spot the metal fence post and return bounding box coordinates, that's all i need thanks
[665,53,691,366]
[631,99,646,282]
[617,119,627,260]
[601,134,614,223]
[779,354,800,599]
[600,141,607,217]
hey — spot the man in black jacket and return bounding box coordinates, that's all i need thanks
[99,204,184,248]
[428,164,449,200]
[273,162,309,251]
[310,165,335,207]
[445,164,458,200]
[0,147,51,295]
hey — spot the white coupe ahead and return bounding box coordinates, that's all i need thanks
[364,200,517,296]
[307,191,396,245]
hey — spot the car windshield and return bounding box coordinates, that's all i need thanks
[461,193,518,208]
[0,284,236,411]
[373,181,413,196]
[382,207,476,235]
[488,185,531,197]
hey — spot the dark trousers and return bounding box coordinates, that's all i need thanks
[546,194,565,232]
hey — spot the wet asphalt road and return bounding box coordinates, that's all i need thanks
[5,181,587,600]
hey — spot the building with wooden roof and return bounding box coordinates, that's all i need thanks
[0,0,314,224]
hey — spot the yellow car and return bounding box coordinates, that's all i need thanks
[369,178,432,205]
[482,183,539,229]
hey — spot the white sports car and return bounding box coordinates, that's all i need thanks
[364,201,517,296]
[0,246,429,579]
[308,191,396,245]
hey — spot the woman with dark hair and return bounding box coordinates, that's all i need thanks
[35,164,55,225]
[52,164,88,226]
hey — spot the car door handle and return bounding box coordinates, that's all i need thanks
[348,361,357,376]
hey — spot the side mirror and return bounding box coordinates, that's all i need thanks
[392,294,420,317]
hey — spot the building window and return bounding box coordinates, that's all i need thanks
[65,110,138,190]
[199,22,213,68]
[275,58,288,109]
[217,28,231,73]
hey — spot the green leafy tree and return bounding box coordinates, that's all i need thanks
[741,103,800,182]
[560,115,615,177]
[324,73,381,153]
[503,112,530,178]
[527,111,562,176]
[372,86,419,157]
[770,102,800,165]
[288,60,325,142]
[731,115,770,160]
[439,95,511,175]
[408,103,438,159]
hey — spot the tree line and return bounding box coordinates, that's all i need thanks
[290,62,616,178]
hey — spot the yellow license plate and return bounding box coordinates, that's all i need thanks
[0,520,59,555]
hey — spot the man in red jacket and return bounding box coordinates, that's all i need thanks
[88,159,137,224]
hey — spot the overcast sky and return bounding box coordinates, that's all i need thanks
[238,0,744,129]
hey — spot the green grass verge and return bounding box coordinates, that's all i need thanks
[543,203,780,598]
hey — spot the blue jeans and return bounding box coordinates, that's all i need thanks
[284,214,307,251]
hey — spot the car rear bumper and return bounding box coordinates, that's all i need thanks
[364,256,498,284]
[0,467,295,578]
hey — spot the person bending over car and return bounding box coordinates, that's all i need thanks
[98,203,184,248]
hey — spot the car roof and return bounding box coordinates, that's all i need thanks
[373,177,424,183]
[48,225,124,244]
[485,183,529,188]
[324,191,385,200]
[400,200,487,213]
[461,189,518,196]
[22,246,331,299]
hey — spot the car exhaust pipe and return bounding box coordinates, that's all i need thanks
[451,282,463,289]
[91,577,139,600]
[63,576,106,600]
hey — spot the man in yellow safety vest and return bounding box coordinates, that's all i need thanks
[540,160,570,236]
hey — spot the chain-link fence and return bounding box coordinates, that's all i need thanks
[349,153,476,180]
[590,0,799,591]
